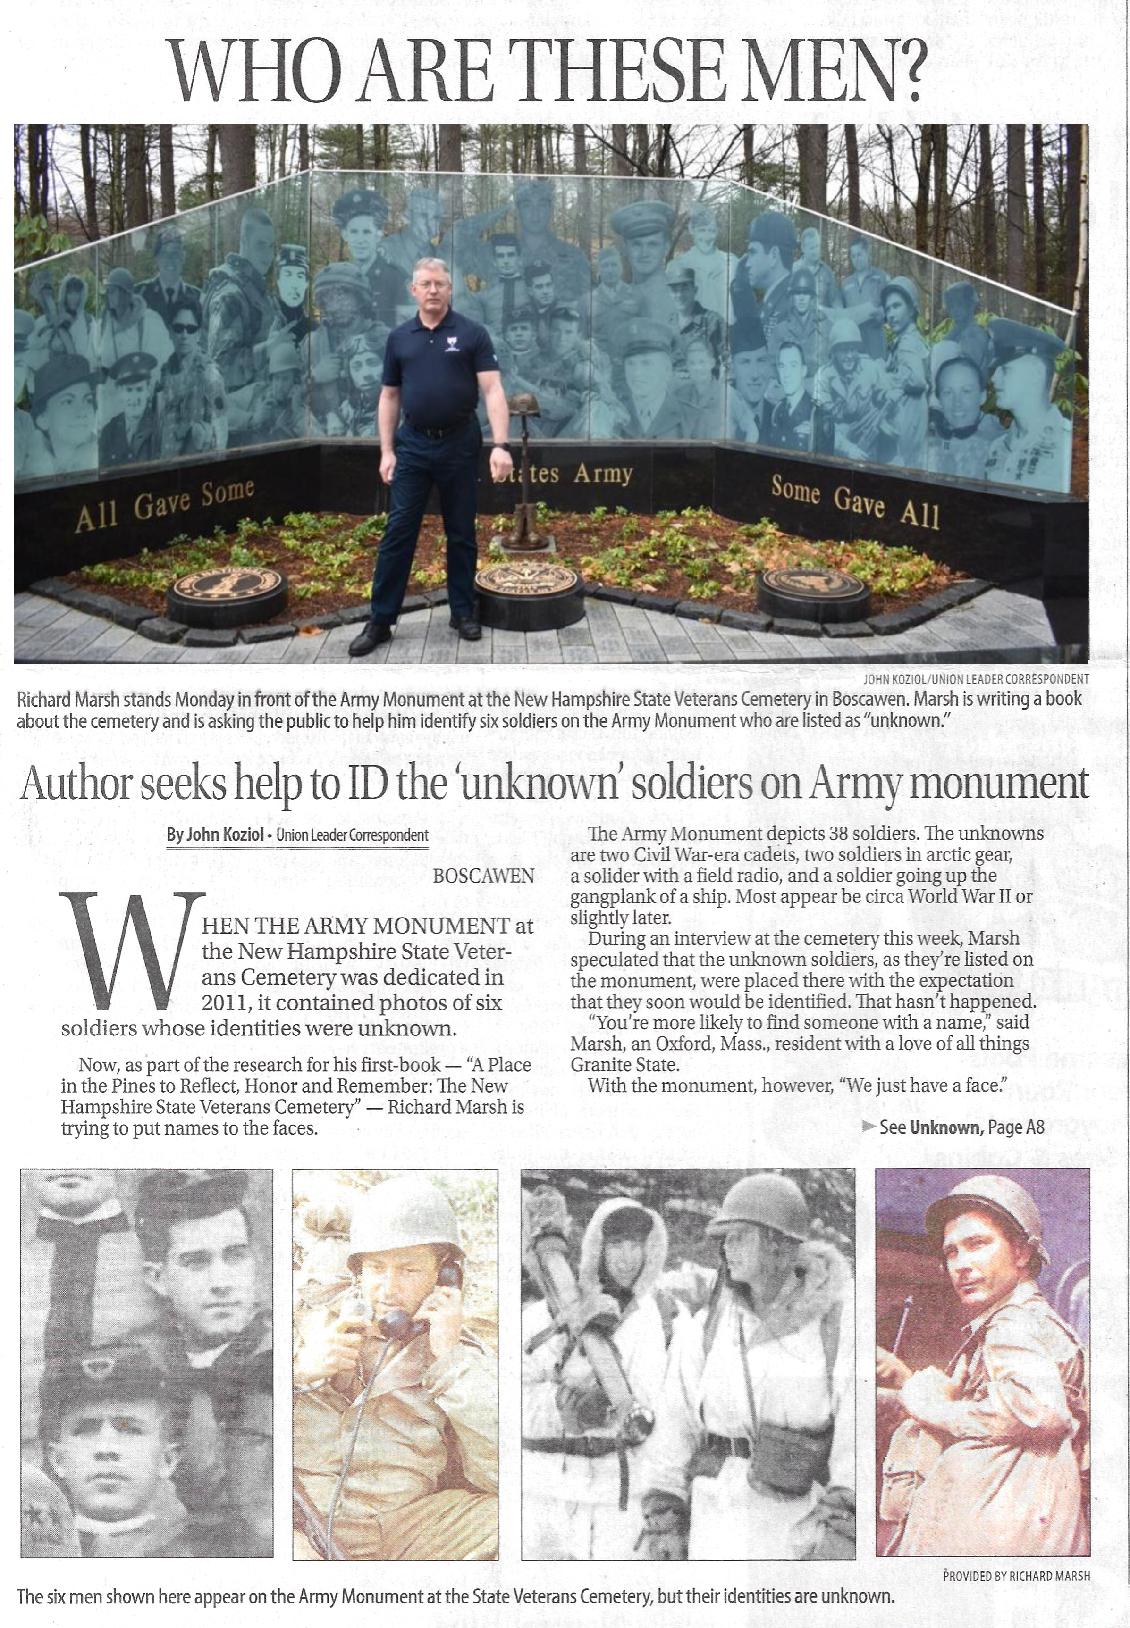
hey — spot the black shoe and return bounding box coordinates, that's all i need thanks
[348,621,392,657]
[449,616,482,642]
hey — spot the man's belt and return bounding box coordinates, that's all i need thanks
[406,413,474,440]
[704,1432,752,1459]
[522,1433,621,1458]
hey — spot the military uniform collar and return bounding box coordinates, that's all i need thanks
[966,1276,1042,1334]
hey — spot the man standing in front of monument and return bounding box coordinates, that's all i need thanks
[878,1175,1088,1556]
[349,258,513,655]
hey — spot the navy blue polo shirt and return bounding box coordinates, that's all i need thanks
[382,307,499,431]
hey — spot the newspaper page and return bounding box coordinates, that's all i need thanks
[7,5,1128,1628]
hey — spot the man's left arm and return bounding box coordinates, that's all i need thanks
[899,1311,1076,1444]
[477,370,515,482]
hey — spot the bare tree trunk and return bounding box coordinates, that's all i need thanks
[27,125,49,217]
[572,125,588,175]
[978,124,998,282]
[218,125,257,197]
[1005,124,1027,288]
[298,125,311,172]
[609,125,630,176]
[80,125,100,240]
[1030,124,1047,297]
[157,126,176,218]
[879,126,902,236]
[1064,126,1088,365]
[205,126,218,200]
[633,124,649,175]
[845,125,862,227]
[931,125,949,259]
[105,127,123,235]
[795,125,829,213]
[913,125,933,254]
[437,124,463,173]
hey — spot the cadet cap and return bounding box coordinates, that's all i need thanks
[278,243,309,270]
[54,1342,169,1408]
[666,263,696,287]
[135,1168,249,1259]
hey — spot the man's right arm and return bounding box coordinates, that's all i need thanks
[378,386,401,484]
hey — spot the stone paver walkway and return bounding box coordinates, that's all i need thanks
[15,585,1078,666]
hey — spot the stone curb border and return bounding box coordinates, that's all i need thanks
[28,575,990,646]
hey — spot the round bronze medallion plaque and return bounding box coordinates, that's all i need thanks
[475,559,586,632]
[167,566,288,629]
[475,559,579,597]
[757,567,871,624]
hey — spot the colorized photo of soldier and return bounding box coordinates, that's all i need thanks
[292,1170,498,1561]
[876,1169,1089,1557]
[522,1169,854,1562]
[20,1168,273,1559]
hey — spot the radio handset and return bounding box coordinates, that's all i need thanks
[377,1258,463,1343]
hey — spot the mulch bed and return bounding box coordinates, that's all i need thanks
[66,508,963,628]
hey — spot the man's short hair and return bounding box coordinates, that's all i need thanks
[777,340,805,369]
[411,257,451,283]
[134,1170,251,1263]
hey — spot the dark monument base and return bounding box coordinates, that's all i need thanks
[16,439,1087,623]
[757,568,872,624]
[475,560,586,632]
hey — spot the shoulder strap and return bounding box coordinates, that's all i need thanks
[819,1302,841,1392]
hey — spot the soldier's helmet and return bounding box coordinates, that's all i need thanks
[787,268,818,298]
[924,1174,1050,1269]
[706,1173,810,1242]
[829,317,863,350]
[347,1176,462,1269]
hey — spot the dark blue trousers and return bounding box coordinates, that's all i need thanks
[369,419,482,623]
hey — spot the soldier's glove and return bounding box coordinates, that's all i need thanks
[790,1485,855,1560]
[638,1491,690,1561]
[555,1380,613,1434]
